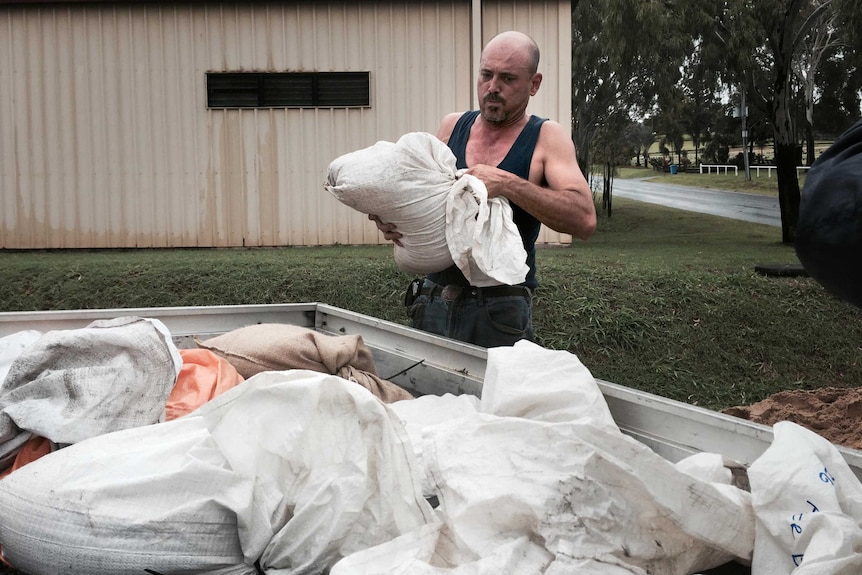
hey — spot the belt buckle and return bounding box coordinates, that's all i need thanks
[441,284,463,301]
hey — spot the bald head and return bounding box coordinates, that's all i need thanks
[483,31,540,75]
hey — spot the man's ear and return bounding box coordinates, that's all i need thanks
[530,72,543,96]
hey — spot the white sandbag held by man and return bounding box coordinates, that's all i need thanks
[325,131,528,286]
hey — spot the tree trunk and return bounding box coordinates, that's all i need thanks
[572,92,601,180]
[603,162,613,218]
[805,121,815,165]
[773,72,799,244]
[774,141,801,244]
[772,29,801,245]
[573,118,593,178]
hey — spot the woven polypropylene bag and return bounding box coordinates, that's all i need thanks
[325,132,527,285]
[325,132,456,274]
[0,371,432,575]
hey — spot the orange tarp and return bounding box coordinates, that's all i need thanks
[165,348,245,421]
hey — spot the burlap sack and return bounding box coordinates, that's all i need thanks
[195,324,413,403]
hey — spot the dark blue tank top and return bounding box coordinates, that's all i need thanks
[427,110,546,289]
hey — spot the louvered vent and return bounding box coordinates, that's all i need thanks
[207,72,370,108]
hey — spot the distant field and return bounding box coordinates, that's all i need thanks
[611,166,808,196]
[644,138,833,163]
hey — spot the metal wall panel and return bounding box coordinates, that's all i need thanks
[0,2,473,248]
[0,1,572,249]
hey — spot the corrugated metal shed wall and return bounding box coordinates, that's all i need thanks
[0,0,572,249]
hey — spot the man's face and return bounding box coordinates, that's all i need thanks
[477,45,540,127]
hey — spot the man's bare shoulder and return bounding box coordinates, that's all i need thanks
[536,119,570,141]
[436,112,466,142]
[537,119,577,152]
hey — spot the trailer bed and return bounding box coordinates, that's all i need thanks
[2,302,861,480]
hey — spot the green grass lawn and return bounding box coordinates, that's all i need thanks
[1,198,859,412]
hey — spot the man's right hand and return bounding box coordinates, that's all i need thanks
[368,214,403,247]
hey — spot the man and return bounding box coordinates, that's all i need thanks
[371,31,596,347]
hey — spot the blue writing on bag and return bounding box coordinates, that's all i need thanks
[784,467,836,565]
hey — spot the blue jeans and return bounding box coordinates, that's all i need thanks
[407,281,534,348]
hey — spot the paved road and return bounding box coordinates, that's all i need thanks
[610,178,781,227]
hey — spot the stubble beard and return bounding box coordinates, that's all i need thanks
[480,97,508,126]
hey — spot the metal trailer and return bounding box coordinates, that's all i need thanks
[2,302,861,482]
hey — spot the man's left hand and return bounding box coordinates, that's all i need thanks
[464,164,512,199]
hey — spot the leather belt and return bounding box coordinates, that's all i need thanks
[420,283,531,300]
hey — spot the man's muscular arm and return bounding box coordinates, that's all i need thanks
[466,121,596,240]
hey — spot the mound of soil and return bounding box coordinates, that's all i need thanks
[723,387,862,451]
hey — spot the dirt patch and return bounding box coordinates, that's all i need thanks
[723,387,862,450]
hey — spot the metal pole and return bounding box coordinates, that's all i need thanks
[741,85,751,181]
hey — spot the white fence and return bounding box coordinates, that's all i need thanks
[700,165,812,177]
[750,166,811,177]
[699,164,738,175]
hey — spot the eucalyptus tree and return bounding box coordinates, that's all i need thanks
[813,56,862,137]
[679,50,723,166]
[745,104,775,160]
[703,0,861,243]
[811,0,862,137]
[660,121,687,166]
[791,0,862,165]
[632,121,658,167]
[593,112,637,217]
[571,0,693,212]
[652,87,687,167]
